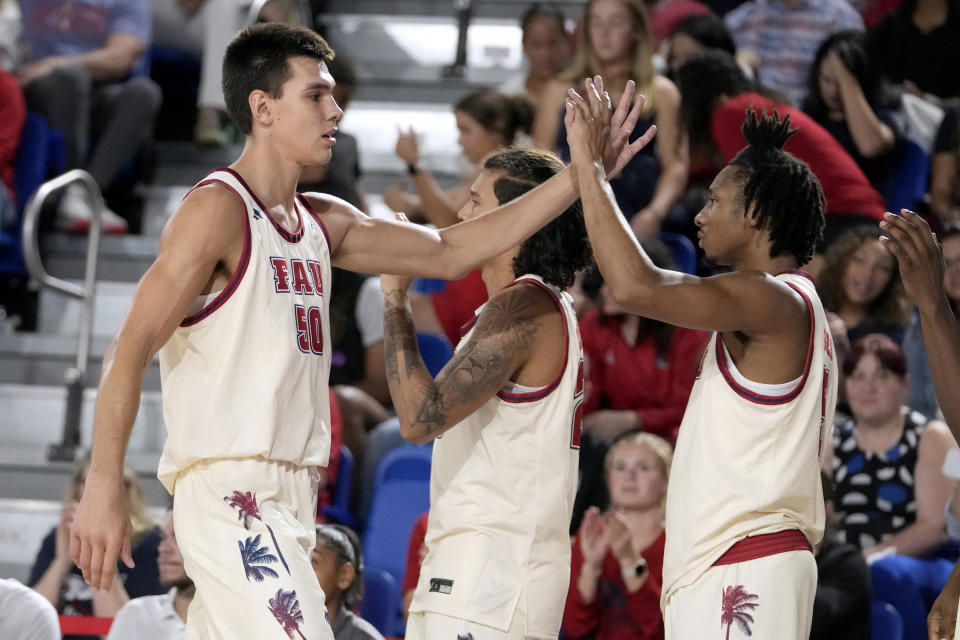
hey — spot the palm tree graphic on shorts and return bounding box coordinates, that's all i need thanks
[224,490,291,575]
[238,534,280,582]
[720,585,759,639]
[268,588,307,640]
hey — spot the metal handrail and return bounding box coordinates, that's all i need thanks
[21,169,104,462]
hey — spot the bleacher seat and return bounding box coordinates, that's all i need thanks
[416,331,454,377]
[320,445,358,528]
[373,443,432,487]
[361,567,401,637]
[870,601,903,640]
[883,138,930,215]
[658,231,698,275]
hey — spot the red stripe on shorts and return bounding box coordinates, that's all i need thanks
[712,530,811,566]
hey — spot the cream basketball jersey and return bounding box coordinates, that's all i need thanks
[410,275,584,638]
[662,271,838,604]
[158,169,332,492]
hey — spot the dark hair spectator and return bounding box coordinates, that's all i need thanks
[313,524,384,640]
[828,336,957,638]
[803,30,902,193]
[929,107,960,227]
[817,225,912,344]
[665,14,736,77]
[644,0,712,50]
[500,4,571,107]
[18,0,161,235]
[533,0,690,239]
[866,0,960,103]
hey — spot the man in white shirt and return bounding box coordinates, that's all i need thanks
[0,577,60,640]
[107,512,192,639]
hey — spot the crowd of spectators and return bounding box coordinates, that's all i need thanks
[4,0,960,637]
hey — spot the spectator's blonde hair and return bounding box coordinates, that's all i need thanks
[562,0,657,113]
[67,454,156,541]
[604,431,673,480]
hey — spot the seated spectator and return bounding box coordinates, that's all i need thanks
[580,244,708,444]
[563,431,672,640]
[803,30,902,193]
[817,225,912,345]
[866,0,960,104]
[533,0,689,239]
[383,89,534,229]
[724,0,864,107]
[500,4,571,109]
[0,578,60,640]
[151,0,297,145]
[400,511,429,621]
[828,337,957,639]
[903,226,960,419]
[929,107,960,227]
[664,13,737,78]
[312,524,384,640]
[18,0,162,234]
[28,456,163,638]
[106,511,193,639]
[299,54,368,212]
[0,0,22,232]
[675,49,886,256]
[644,0,712,51]
[811,471,871,640]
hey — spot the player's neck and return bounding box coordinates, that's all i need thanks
[733,248,798,277]
[230,140,305,211]
[481,250,521,296]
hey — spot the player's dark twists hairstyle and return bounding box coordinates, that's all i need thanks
[223,23,335,135]
[455,89,535,147]
[483,149,591,289]
[521,2,567,35]
[728,107,826,265]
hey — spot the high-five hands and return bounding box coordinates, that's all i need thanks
[564,76,658,180]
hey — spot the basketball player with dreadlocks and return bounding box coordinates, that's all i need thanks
[566,79,838,638]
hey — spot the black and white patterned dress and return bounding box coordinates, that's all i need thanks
[831,410,927,550]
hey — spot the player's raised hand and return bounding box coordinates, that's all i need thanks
[598,77,657,179]
[564,77,610,175]
[879,210,946,313]
[70,471,134,591]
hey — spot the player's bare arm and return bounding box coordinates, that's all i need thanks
[70,185,244,591]
[381,278,556,443]
[880,210,960,440]
[566,79,808,340]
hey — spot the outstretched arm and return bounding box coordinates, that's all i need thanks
[381,277,544,443]
[565,80,805,334]
[880,210,960,440]
[325,80,653,280]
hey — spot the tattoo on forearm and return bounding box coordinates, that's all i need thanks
[383,285,540,436]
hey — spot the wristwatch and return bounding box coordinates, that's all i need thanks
[621,558,647,581]
[406,162,420,176]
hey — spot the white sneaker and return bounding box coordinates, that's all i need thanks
[57,184,128,234]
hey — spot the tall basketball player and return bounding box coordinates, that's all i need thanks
[380,148,592,640]
[567,79,838,638]
[68,24,651,639]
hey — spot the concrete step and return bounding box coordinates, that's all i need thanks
[42,232,158,283]
[0,332,161,389]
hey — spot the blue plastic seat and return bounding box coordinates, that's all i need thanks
[363,479,430,586]
[416,331,453,377]
[870,601,903,640]
[883,138,930,215]
[374,443,432,488]
[658,231,698,274]
[320,446,357,528]
[361,566,400,636]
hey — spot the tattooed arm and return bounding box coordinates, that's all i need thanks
[381,280,544,443]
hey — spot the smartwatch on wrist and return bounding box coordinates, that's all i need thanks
[620,558,647,581]
[406,162,420,176]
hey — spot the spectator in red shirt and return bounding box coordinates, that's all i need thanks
[580,240,708,444]
[675,49,885,256]
[563,431,672,640]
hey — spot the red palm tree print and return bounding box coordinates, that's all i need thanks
[721,585,759,639]
[268,588,307,640]
[224,490,291,575]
